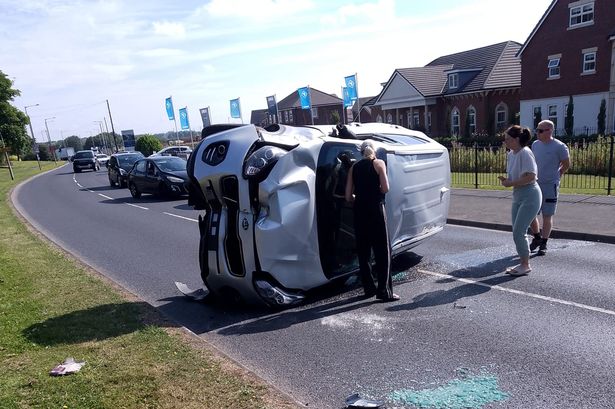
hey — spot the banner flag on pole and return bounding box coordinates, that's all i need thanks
[165,97,175,120]
[297,86,311,110]
[344,74,358,102]
[179,107,190,130]
[199,107,211,127]
[266,95,278,116]
[342,87,353,108]
[230,98,241,118]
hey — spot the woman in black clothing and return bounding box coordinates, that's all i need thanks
[345,140,399,302]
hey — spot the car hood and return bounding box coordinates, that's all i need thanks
[164,170,188,180]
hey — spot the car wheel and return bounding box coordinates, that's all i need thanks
[120,179,127,188]
[73,168,80,173]
[129,183,141,198]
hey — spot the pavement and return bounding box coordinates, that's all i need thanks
[447,188,615,244]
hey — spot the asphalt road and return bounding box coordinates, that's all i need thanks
[13,164,615,408]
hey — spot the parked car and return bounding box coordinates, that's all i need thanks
[150,145,192,159]
[127,156,189,198]
[108,152,144,187]
[72,150,99,173]
[95,153,110,167]
[186,123,451,306]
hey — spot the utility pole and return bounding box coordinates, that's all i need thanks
[44,117,57,164]
[103,117,111,154]
[24,103,39,153]
[0,128,15,180]
[106,99,119,152]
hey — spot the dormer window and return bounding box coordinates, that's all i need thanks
[449,73,459,89]
[548,58,560,78]
[569,2,594,28]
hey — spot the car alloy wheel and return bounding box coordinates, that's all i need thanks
[129,183,141,198]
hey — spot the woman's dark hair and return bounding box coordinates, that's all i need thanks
[505,125,532,147]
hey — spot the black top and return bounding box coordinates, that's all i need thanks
[352,158,384,206]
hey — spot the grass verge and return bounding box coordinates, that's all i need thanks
[0,161,298,409]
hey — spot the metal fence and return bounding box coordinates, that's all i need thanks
[443,135,615,195]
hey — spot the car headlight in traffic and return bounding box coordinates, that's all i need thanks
[243,146,286,181]
[166,176,184,183]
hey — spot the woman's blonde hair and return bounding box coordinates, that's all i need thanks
[360,140,375,158]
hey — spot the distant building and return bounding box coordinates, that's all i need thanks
[276,88,344,126]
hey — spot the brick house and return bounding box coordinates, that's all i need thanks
[518,0,615,135]
[369,41,522,138]
[272,87,344,126]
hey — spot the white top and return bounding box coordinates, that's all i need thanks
[507,147,537,184]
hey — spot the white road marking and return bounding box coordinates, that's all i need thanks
[418,269,615,317]
[98,194,113,200]
[163,212,198,222]
[126,203,148,210]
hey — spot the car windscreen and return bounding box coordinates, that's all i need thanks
[118,155,142,166]
[155,158,186,172]
[368,133,428,145]
[74,152,94,159]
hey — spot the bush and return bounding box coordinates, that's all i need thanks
[135,134,163,157]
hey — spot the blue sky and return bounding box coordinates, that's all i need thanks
[1,0,553,142]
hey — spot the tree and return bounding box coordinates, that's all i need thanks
[0,70,31,158]
[64,135,83,151]
[565,96,574,136]
[330,110,340,125]
[135,134,162,156]
[37,144,51,161]
[597,99,606,135]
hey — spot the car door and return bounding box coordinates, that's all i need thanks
[144,160,160,193]
[131,160,147,191]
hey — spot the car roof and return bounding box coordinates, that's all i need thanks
[150,155,185,162]
[112,152,143,156]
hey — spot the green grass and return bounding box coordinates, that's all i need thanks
[0,161,296,409]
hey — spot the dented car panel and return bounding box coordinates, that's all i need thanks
[187,122,451,305]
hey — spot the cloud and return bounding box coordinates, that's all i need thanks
[196,0,313,20]
[321,0,395,26]
[137,48,186,58]
[152,21,186,38]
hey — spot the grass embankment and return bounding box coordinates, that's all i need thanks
[0,161,296,409]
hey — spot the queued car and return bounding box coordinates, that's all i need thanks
[150,145,192,159]
[186,122,451,306]
[95,153,110,167]
[108,151,144,188]
[127,156,189,198]
[72,150,99,173]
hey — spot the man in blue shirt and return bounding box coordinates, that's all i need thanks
[529,120,571,255]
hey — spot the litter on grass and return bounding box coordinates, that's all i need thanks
[345,393,385,408]
[49,358,85,376]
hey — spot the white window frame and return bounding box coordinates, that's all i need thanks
[413,112,420,129]
[407,112,412,128]
[427,112,432,131]
[548,58,560,78]
[449,73,459,89]
[582,51,596,73]
[467,107,476,135]
[386,113,393,124]
[284,111,289,122]
[451,108,460,136]
[289,110,294,123]
[376,114,383,123]
[569,2,594,28]
[496,103,508,131]
[311,107,318,119]
[548,105,558,130]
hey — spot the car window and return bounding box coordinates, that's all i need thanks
[155,157,186,172]
[74,151,94,159]
[135,161,147,172]
[119,155,142,166]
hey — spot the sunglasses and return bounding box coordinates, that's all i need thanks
[536,128,550,133]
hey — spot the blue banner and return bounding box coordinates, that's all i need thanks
[179,107,190,130]
[165,97,175,120]
[343,87,353,108]
[344,74,358,102]
[297,86,311,110]
[230,98,241,118]
[199,107,211,127]
[266,95,278,116]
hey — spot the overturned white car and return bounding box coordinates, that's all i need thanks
[186,122,451,306]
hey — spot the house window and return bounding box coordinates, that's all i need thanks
[533,106,542,129]
[467,107,476,134]
[548,105,558,130]
[496,103,508,131]
[582,51,596,73]
[289,110,293,123]
[569,2,594,27]
[311,107,318,119]
[376,114,383,123]
[413,112,420,129]
[284,111,289,122]
[548,58,560,78]
[451,108,460,136]
[449,73,459,89]
[427,112,432,132]
[386,113,393,124]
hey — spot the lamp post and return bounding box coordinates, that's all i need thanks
[93,121,105,152]
[44,117,57,164]
[24,104,41,169]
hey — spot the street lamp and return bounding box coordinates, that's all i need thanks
[24,103,39,152]
[44,117,57,164]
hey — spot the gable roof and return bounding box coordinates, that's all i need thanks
[517,0,558,56]
[278,87,342,110]
[396,65,453,96]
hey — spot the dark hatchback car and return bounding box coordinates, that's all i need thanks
[127,156,189,198]
[108,152,144,187]
[72,150,99,173]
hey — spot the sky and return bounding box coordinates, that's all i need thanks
[1,0,553,143]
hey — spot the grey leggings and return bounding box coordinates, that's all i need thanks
[511,184,542,258]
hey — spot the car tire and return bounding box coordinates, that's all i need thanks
[73,168,80,173]
[129,182,141,198]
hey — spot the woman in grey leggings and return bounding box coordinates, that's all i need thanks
[498,125,542,276]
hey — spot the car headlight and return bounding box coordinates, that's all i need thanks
[166,176,184,183]
[243,146,286,181]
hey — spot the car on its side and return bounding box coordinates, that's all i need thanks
[72,150,99,173]
[108,152,144,187]
[186,122,451,306]
[150,145,192,159]
[127,156,189,198]
[95,153,110,167]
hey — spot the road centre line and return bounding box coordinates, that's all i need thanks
[126,203,149,210]
[163,212,198,222]
[418,269,615,317]
[98,193,113,200]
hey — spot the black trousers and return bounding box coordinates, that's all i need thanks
[353,202,393,298]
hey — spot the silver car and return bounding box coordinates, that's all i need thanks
[187,123,451,306]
